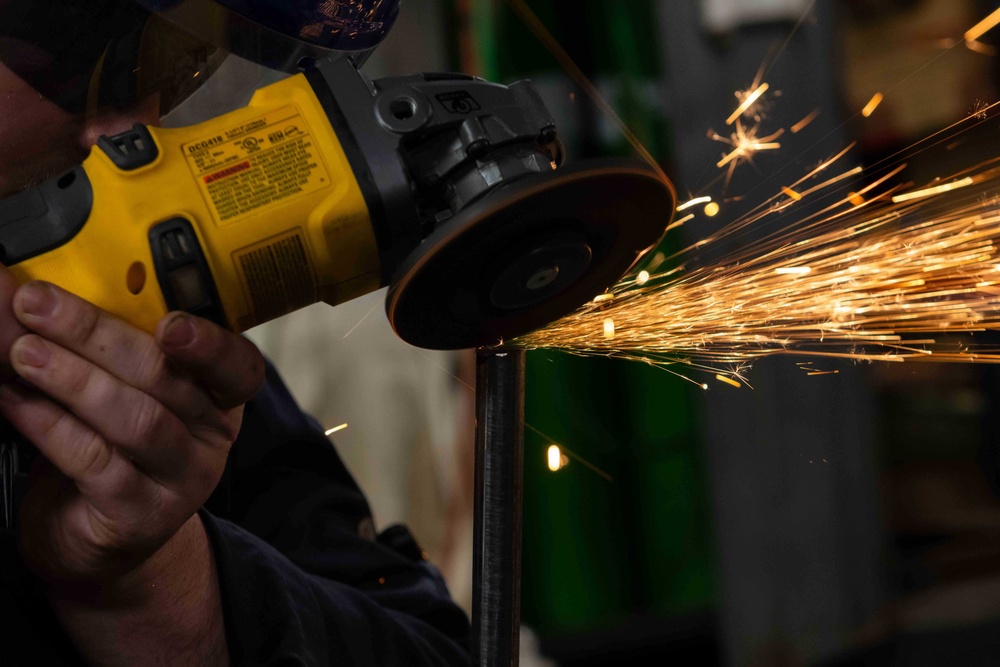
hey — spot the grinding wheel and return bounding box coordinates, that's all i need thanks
[386,158,676,350]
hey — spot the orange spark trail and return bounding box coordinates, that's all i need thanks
[861,93,884,117]
[515,158,1000,377]
[727,83,770,125]
[965,7,1000,43]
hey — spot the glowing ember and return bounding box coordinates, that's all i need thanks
[603,318,616,340]
[965,7,1000,43]
[710,121,783,187]
[666,213,695,232]
[716,374,742,388]
[547,444,565,471]
[891,177,975,203]
[782,187,803,201]
[727,83,770,125]
[713,121,783,168]
[791,109,821,133]
[325,423,349,436]
[678,196,713,211]
[861,93,884,118]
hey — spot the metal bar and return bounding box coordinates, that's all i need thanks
[472,348,525,667]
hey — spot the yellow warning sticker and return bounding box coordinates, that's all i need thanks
[184,106,330,225]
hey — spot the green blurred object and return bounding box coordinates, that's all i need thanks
[460,0,717,639]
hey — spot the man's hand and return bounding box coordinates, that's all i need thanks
[0,277,264,663]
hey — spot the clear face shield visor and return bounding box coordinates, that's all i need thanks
[0,0,399,193]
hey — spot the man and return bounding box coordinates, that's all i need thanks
[0,1,470,664]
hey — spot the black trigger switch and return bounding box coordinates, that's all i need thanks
[97,124,159,171]
[149,218,226,327]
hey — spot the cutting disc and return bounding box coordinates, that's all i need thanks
[386,158,676,350]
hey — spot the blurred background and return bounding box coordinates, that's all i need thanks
[248,1,1000,665]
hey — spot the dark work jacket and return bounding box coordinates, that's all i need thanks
[0,361,471,666]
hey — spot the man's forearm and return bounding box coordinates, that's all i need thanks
[46,514,230,666]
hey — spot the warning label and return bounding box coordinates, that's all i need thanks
[234,230,317,327]
[204,161,251,184]
[184,106,330,225]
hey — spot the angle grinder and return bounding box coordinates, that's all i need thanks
[0,58,675,349]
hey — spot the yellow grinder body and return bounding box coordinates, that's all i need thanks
[6,74,378,334]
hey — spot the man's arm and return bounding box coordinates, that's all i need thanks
[43,515,229,666]
[0,274,264,665]
[206,359,472,665]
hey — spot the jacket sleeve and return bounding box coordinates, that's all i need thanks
[203,360,471,666]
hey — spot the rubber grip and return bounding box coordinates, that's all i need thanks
[0,167,93,266]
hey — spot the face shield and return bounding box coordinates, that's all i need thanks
[0,0,399,194]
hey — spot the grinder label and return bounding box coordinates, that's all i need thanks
[232,229,318,330]
[183,106,331,225]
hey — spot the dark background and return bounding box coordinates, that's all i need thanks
[373,1,1000,665]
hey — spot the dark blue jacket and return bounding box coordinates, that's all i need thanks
[0,361,471,665]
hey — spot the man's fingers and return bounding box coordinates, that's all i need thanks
[6,334,218,487]
[156,312,265,410]
[0,382,159,518]
[11,282,218,421]
[0,267,29,379]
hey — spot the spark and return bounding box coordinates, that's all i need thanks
[343,297,383,339]
[636,271,651,286]
[714,121,783,169]
[647,252,667,272]
[526,423,613,482]
[800,167,864,197]
[666,213,695,232]
[593,293,614,303]
[678,196,713,211]
[711,121,784,186]
[547,444,569,472]
[325,423,348,436]
[704,202,721,217]
[791,109,821,133]
[861,93,884,118]
[603,318,616,339]
[727,83,770,125]
[501,0,1000,382]
[965,7,1000,43]
[782,186,803,201]
[514,159,1000,377]
[891,177,974,203]
[716,374,742,388]
[972,100,990,121]
[797,362,839,376]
